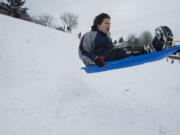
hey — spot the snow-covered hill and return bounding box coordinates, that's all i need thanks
[0,14,180,135]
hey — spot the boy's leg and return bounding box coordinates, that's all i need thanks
[104,26,173,62]
[104,47,145,61]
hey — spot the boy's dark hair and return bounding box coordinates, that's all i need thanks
[92,13,110,30]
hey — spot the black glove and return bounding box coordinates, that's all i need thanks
[95,57,105,67]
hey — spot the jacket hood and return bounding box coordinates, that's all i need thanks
[91,26,97,31]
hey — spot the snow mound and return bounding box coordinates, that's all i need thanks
[0,14,180,135]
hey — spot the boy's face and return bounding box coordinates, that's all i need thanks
[97,18,111,34]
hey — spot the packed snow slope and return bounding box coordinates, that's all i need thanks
[0,14,180,135]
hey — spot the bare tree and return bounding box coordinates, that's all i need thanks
[127,34,140,47]
[60,12,78,33]
[32,14,57,28]
[127,31,152,47]
[113,40,117,44]
[139,31,152,46]
[118,37,124,43]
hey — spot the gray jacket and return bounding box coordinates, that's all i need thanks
[79,30,113,66]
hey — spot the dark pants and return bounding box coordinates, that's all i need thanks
[102,47,146,62]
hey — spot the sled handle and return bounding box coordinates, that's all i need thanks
[168,41,180,43]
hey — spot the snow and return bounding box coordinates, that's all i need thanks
[0,14,180,135]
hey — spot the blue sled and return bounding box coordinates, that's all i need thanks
[81,45,180,73]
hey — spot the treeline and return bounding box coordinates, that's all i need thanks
[32,12,78,33]
[114,31,153,47]
[0,0,79,33]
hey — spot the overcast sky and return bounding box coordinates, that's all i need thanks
[4,0,180,41]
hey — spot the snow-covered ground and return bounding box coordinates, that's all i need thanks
[0,14,180,135]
